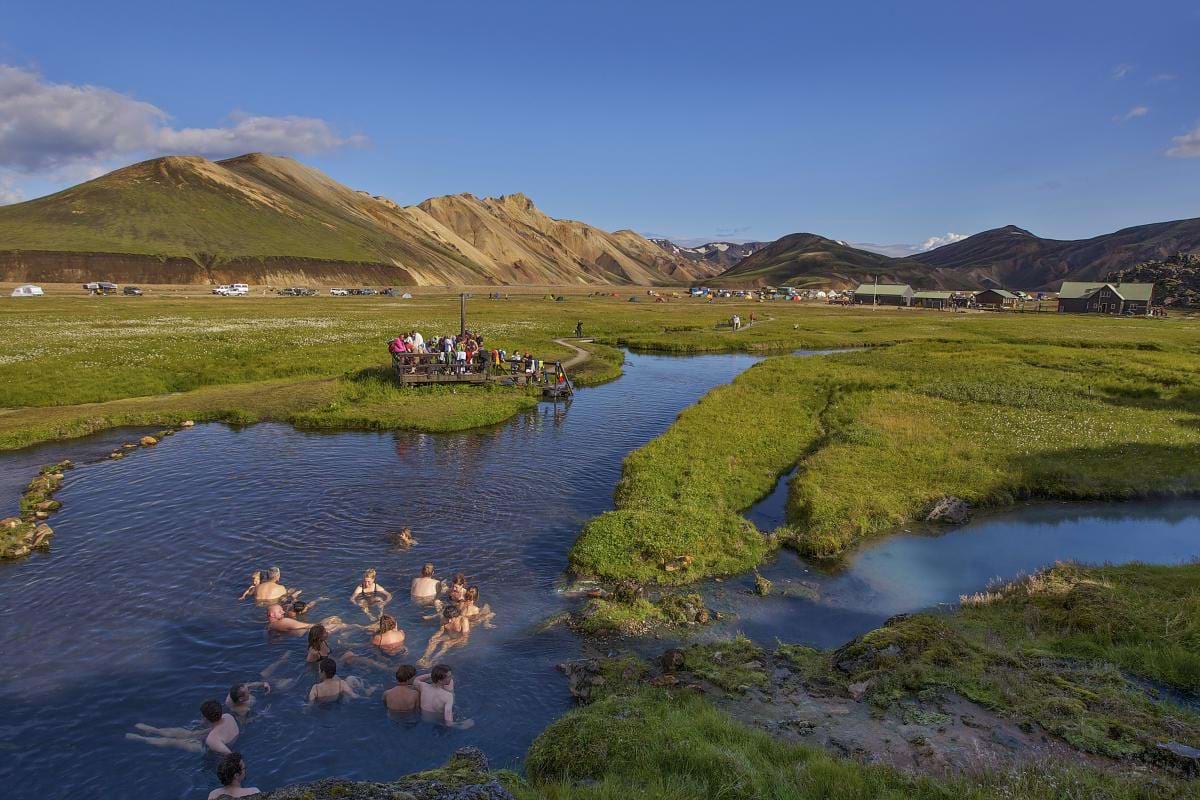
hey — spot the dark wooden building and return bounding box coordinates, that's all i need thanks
[1057,282,1154,315]
[973,289,1018,309]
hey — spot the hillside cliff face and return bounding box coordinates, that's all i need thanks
[0,154,704,286]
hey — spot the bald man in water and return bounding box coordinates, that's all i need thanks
[266,603,312,632]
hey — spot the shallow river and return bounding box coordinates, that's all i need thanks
[1,350,1197,799]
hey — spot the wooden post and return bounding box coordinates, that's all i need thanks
[460,292,467,336]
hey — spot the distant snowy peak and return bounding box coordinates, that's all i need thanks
[649,238,769,269]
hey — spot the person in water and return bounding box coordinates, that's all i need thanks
[383,664,420,713]
[390,527,417,549]
[208,752,259,800]
[351,568,392,621]
[225,681,271,718]
[267,603,313,633]
[126,699,239,754]
[418,605,469,667]
[410,563,440,600]
[371,614,406,654]
[255,567,291,602]
[447,573,467,603]
[237,571,261,601]
[459,586,496,628]
[307,657,370,703]
[306,624,331,662]
[415,664,473,728]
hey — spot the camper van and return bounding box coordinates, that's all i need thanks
[11,284,44,297]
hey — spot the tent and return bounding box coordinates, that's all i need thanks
[11,284,44,297]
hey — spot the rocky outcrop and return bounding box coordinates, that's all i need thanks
[925,496,971,525]
[261,747,514,800]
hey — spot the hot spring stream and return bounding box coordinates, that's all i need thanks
[1,350,1197,799]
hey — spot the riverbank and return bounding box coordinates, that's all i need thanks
[569,326,1200,602]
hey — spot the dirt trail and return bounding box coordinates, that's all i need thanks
[552,338,593,369]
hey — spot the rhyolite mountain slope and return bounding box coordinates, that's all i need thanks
[911,219,1200,289]
[710,233,978,289]
[649,238,769,271]
[0,153,707,286]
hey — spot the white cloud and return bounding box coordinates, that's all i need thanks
[0,172,22,204]
[0,65,365,174]
[917,232,968,251]
[1112,63,1133,79]
[1113,105,1149,122]
[1166,125,1200,158]
[1150,73,1179,83]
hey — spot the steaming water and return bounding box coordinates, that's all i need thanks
[1,349,1197,799]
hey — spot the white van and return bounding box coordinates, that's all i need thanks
[11,284,44,297]
[229,283,249,295]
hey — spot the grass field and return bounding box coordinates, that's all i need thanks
[569,310,1200,586]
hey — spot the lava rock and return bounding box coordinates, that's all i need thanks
[925,496,971,524]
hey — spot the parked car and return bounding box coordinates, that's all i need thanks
[278,286,316,296]
[213,284,249,296]
[359,288,378,296]
[84,281,119,295]
[330,288,349,296]
[381,288,397,297]
[123,286,143,296]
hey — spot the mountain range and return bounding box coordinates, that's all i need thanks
[0,154,719,286]
[707,219,1200,290]
[0,152,1197,290]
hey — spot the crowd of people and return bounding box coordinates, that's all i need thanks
[388,328,547,378]
[127,544,493,799]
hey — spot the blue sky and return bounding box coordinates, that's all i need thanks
[1,0,1197,249]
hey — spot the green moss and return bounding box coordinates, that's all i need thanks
[680,635,768,692]
[803,563,1200,761]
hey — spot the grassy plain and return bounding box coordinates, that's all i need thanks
[570,312,1200,586]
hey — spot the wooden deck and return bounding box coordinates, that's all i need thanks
[392,352,574,397]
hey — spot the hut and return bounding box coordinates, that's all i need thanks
[912,290,953,309]
[1056,282,1154,315]
[852,283,913,306]
[974,289,1019,309]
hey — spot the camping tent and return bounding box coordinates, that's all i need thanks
[11,284,44,297]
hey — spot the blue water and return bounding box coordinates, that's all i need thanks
[0,349,1197,799]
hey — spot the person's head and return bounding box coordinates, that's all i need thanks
[395,664,416,685]
[267,604,284,621]
[401,527,412,538]
[442,605,461,622]
[318,657,337,679]
[266,566,281,582]
[200,699,223,724]
[248,570,261,585]
[430,664,452,686]
[452,572,466,587]
[466,586,480,603]
[228,683,249,705]
[420,563,434,578]
[363,568,377,583]
[291,600,308,616]
[216,752,245,787]
[377,614,397,634]
[307,624,327,649]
